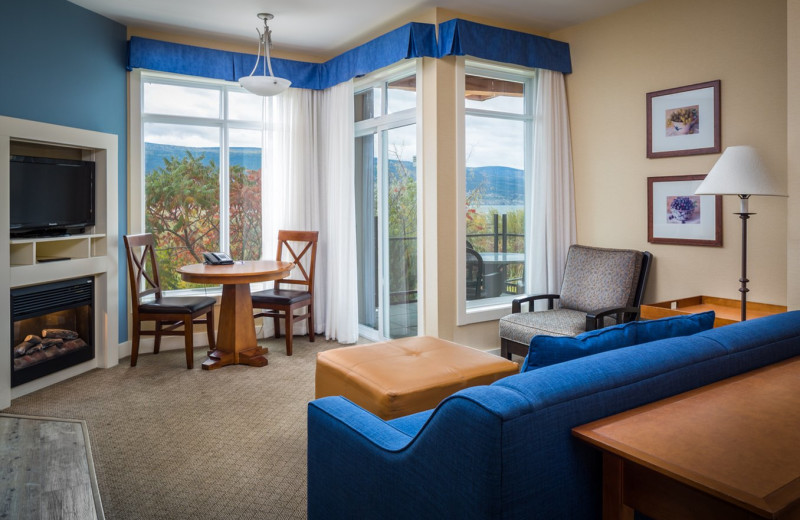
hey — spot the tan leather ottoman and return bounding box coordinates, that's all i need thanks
[315,336,519,420]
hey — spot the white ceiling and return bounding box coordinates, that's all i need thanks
[68,0,647,56]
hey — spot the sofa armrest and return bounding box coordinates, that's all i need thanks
[585,305,640,331]
[511,293,561,313]
[308,393,508,519]
[308,396,415,450]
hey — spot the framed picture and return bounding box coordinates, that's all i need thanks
[646,80,720,158]
[647,175,722,246]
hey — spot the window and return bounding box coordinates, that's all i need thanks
[460,62,535,322]
[354,64,419,340]
[135,73,266,291]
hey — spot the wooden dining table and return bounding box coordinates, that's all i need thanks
[178,260,294,370]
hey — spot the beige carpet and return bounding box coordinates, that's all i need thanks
[2,336,349,520]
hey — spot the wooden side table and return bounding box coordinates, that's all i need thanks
[640,295,786,327]
[573,357,800,519]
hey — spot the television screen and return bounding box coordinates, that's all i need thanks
[10,155,95,237]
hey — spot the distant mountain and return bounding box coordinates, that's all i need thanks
[145,143,262,173]
[466,166,524,205]
[146,143,524,206]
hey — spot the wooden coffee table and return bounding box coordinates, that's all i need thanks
[573,357,800,520]
[178,260,293,370]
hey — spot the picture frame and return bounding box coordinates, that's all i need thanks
[647,174,722,246]
[646,80,720,158]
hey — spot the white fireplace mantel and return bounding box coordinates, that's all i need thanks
[0,116,120,409]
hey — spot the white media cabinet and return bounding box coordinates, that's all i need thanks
[0,116,120,409]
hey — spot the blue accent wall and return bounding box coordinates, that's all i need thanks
[0,0,129,343]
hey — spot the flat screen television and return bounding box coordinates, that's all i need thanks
[10,155,95,238]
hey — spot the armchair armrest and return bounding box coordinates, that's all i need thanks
[585,305,641,331]
[511,293,561,313]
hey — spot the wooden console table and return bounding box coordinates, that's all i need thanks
[573,357,800,519]
[640,295,786,327]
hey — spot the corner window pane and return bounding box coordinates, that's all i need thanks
[355,87,381,122]
[143,122,221,290]
[387,75,416,114]
[465,74,524,114]
[143,82,221,119]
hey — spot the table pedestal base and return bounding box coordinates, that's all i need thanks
[201,283,268,370]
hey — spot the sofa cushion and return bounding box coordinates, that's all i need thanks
[521,311,716,372]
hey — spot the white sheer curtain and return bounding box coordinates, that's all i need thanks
[260,81,359,344]
[526,69,577,297]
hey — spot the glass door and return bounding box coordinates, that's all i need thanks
[355,124,417,339]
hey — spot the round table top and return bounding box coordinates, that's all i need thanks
[178,260,294,285]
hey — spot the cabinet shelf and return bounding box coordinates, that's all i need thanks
[10,234,106,267]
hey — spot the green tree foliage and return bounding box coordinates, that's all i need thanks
[145,150,262,290]
[388,148,417,299]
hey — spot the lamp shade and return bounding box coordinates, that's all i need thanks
[239,75,291,97]
[695,145,787,196]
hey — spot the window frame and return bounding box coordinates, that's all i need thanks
[456,58,536,325]
[129,69,265,296]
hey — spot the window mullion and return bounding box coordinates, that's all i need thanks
[220,88,230,253]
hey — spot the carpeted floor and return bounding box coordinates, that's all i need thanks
[2,336,349,520]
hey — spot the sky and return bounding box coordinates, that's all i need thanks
[143,78,526,171]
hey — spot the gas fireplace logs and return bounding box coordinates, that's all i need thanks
[13,328,88,370]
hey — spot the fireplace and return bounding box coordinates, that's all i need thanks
[10,276,94,387]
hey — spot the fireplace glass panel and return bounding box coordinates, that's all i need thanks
[10,276,94,387]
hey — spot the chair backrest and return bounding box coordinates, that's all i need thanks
[274,230,319,294]
[465,248,484,300]
[123,233,163,307]
[558,245,647,313]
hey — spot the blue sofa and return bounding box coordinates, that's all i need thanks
[307,311,800,519]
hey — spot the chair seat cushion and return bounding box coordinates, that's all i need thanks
[251,289,311,306]
[499,308,587,346]
[139,296,216,314]
[520,310,716,371]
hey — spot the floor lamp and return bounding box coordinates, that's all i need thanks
[694,146,787,321]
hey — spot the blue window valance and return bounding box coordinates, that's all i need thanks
[127,19,571,89]
[128,22,438,90]
[438,19,572,74]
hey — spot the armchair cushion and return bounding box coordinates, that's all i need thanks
[499,309,586,346]
[520,311,716,372]
[558,246,643,312]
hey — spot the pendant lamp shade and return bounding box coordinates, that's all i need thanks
[239,13,291,97]
[239,75,291,97]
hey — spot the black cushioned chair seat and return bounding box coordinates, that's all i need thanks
[140,296,217,314]
[251,289,311,306]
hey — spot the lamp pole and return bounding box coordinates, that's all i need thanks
[736,194,752,322]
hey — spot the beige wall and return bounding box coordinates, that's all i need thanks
[789,0,800,310]
[552,0,789,307]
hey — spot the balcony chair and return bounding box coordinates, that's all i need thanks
[252,230,319,356]
[123,233,216,369]
[466,247,500,300]
[499,244,652,359]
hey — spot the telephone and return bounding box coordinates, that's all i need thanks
[203,252,234,265]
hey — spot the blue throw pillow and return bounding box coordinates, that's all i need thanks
[520,311,715,372]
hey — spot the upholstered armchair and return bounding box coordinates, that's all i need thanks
[499,245,652,359]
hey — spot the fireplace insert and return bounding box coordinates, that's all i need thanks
[10,276,94,387]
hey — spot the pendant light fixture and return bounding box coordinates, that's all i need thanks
[239,13,291,96]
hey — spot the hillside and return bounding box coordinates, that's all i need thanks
[146,143,524,206]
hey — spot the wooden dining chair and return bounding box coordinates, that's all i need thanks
[251,230,319,356]
[123,233,216,369]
